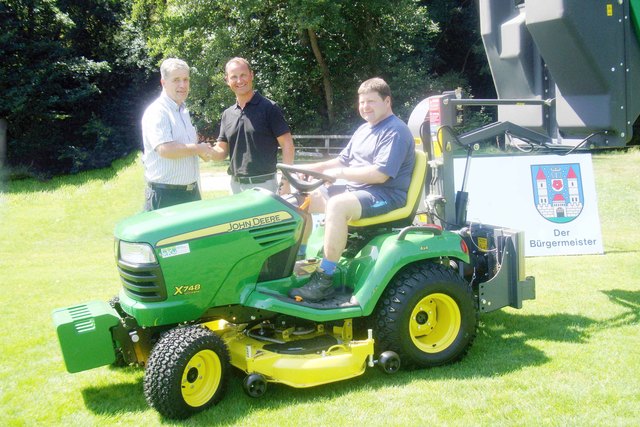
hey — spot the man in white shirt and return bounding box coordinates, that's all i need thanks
[141,58,215,211]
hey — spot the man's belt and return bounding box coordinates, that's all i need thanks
[232,173,276,184]
[149,182,197,191]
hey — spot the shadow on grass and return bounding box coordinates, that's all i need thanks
[81,377,147,415]
[80,291,640,424]
[600,289,640,329]
[5,152,139,194]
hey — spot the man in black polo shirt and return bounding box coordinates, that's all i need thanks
[211,57,294,194]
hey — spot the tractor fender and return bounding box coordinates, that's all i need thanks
[347,229,469,316]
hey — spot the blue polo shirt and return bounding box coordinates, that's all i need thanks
[338,114,415,206]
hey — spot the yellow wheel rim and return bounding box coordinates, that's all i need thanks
[409,293,461,353]
[181,349,222,407]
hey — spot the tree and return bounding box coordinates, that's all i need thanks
[423,0,495,99]
[0,0,156,177]
[131,0,461,135]
[0,0,493,178]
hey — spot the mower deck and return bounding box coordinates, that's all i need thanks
[207,320,374,388]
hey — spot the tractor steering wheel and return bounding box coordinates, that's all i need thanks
[277,163,336,193]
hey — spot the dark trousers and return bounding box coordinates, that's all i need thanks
[144,184,201,211]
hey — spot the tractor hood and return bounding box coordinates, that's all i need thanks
[115,188,299,247]
[114,188,304,326]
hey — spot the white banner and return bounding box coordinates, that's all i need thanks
[454,153,603,257]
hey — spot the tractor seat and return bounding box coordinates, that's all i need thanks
[348,149,427,228]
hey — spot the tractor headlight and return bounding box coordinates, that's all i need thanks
[119,241,157,264]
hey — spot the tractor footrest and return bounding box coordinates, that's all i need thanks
[52,301,121,373]
[298,288,357,309]
[263,334,339,355]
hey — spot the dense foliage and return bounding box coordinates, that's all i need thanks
[1,0,490,177]
[1,0,157,177]
[131,0,489,139]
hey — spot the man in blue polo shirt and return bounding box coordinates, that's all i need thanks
[211,57,294,194]
[289,77,415,303]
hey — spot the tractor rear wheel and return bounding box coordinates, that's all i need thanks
[373,262,477,369]
[143,325,230,419]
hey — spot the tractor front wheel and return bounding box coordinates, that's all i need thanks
[143,325,230,419]
[373,262,477,369]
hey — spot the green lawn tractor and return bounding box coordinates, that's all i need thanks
[53,144,535,419]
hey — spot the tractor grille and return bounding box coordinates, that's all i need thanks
[117,260,167,302]
[249,221,298,247]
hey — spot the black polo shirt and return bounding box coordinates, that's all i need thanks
[217,91,290,177]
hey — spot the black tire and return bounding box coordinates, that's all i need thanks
[378,351,401,374]
[373,262,477,369]
[243,373,268,398]
[143,325,230,419]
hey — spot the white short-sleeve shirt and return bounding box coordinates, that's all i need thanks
[141,92,199,185]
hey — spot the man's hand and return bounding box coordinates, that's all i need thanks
[278,179,292,195]
[157,141,216,160]
[196,143,216,161]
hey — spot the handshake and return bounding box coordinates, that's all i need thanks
[197,142,218,162]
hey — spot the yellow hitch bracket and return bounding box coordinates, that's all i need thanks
[332,319,353,341]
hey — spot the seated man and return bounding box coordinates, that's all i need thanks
[289,77,415,303]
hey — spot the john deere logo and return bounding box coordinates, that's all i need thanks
[531,163,584,223]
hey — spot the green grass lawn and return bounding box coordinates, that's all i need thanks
[1,149,638,426]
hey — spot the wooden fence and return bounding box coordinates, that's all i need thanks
[292,134,351,158]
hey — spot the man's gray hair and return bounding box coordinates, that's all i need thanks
[160,58,190,80]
